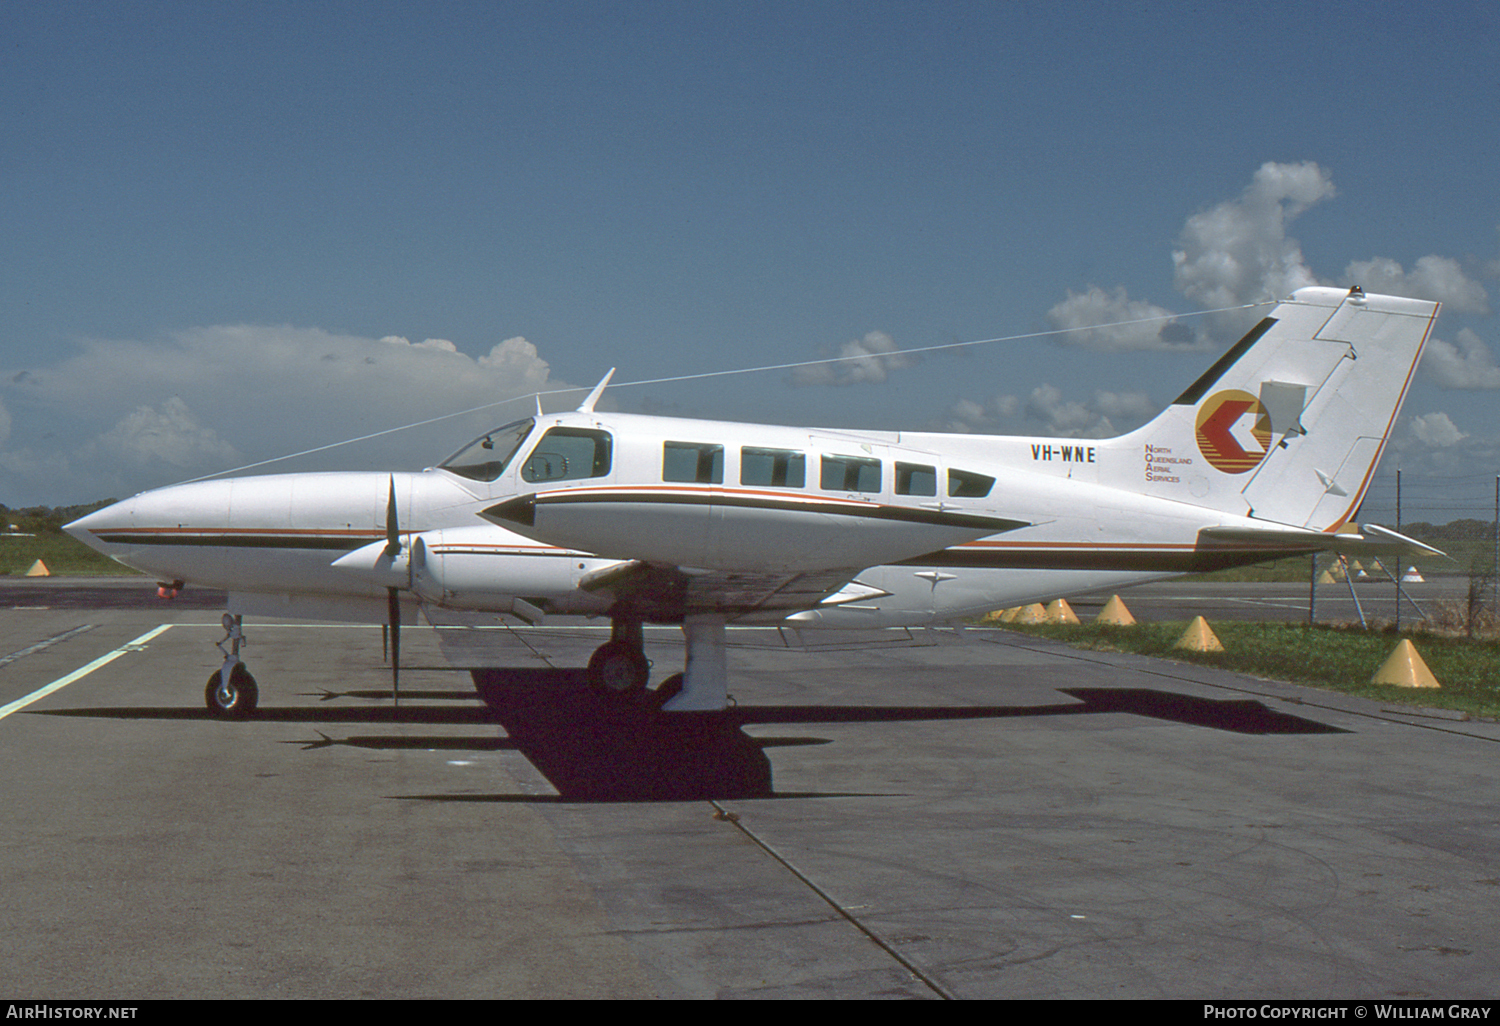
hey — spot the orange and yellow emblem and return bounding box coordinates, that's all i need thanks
[1195,389,1271,474]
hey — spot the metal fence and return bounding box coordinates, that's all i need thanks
[1332,470,1500,634]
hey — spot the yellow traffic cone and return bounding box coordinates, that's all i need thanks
[25,559,50,577]
[1096,594,1136,625]
[1014,603,1047,624]
[1045,598,1080,624]
[1174,616,1224,652]
[1372,640,1441,689]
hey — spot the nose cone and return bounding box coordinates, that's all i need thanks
[65,497,137,554]
[63,479,237,578]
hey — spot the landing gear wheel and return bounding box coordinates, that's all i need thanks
[205,664,259,719]
[586,641,650,696]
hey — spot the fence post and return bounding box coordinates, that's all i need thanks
[1395,468,1402,632]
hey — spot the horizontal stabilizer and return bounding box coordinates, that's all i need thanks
[1198,524,1446,558]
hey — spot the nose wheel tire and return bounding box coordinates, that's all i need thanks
[205,664,259,719]
[586,641,650,695]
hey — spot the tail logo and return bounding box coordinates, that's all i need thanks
[1195,389,1271,474]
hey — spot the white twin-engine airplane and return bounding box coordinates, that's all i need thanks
[68,286,1443,719]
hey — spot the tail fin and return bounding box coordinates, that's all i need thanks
[1115,286,1438,530]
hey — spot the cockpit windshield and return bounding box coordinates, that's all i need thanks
[439,418,535,482]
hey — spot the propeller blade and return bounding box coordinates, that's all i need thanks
[384,476,401,557]
[387,586,401,707]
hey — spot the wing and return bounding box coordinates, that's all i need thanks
[576,559,886,624]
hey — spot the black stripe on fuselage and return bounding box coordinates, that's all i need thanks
[91,532,372,551]
[525,490,1026,533]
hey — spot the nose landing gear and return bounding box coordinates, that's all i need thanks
[206,614,258,719]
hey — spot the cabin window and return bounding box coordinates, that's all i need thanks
[820,454,882,493]
[741,447,805,488]
[663,442,724,484]
[440,418,534,483]
[948,468,995,498]
[895,462,937,496]
[521,427,613,482]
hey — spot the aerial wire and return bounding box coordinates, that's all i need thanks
[178,299,1272,484]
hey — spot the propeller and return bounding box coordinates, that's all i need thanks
[384,476,402,708]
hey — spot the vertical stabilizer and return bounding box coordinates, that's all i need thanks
[1113,287,1438,530]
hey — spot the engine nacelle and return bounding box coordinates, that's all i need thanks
[407,526,617,617]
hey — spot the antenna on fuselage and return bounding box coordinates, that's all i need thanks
[576,368,615,413]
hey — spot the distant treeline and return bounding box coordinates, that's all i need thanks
[1398,519,1499,542]
[1,500,119,534]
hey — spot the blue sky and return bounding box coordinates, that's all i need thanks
[3,0,1498,520]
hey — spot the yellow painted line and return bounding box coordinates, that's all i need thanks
[0,624,173,721]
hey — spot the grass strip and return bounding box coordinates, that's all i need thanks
[996,619,1500,720]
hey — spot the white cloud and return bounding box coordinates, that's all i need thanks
[938,384,1155,438]
[1041,162,1341,355]
[1342,255,1490,315]
[1046,286,1202,351]
[1172,161,1334,319]
[1025,383,1120,437]
[382,335,459,354]
[0,395,10,448]
[1423,328,1500,389]
[0,325,567,503]
[1092,390,1157,421]
[88,397,241,470]
[791,331,914,386]
[1409,411,1468,448]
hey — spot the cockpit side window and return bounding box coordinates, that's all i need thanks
[522,427,613,483]
[440,418,534,482]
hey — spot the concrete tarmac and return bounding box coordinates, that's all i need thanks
[2,581,1498,999]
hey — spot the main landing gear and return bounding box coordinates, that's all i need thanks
[583,616,729,712]
[205,613,258,719]
[586,619,651,695]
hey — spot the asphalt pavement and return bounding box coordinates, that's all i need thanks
[2,579,1497,999]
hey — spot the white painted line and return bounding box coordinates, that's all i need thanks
[0,624,173,721]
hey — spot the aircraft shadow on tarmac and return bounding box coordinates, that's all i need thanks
[37,667,1345,803]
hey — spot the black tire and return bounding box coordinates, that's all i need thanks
[205,664,259,719]
[586,641,650,695]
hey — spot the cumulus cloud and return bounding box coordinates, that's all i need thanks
[1043,162,1340,353]
[1409,411,1468,447]
[1024,384,1122,438]
[87,397,241,470]
[1173,161,1333,311]
[936,384,1154,438]
[791,331,915,386]
[1342,256,1490,315]
[0,325,566,503]
[1046,286,1203,351]
[1423,328,1500,389]
[1043,161,1494,368]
